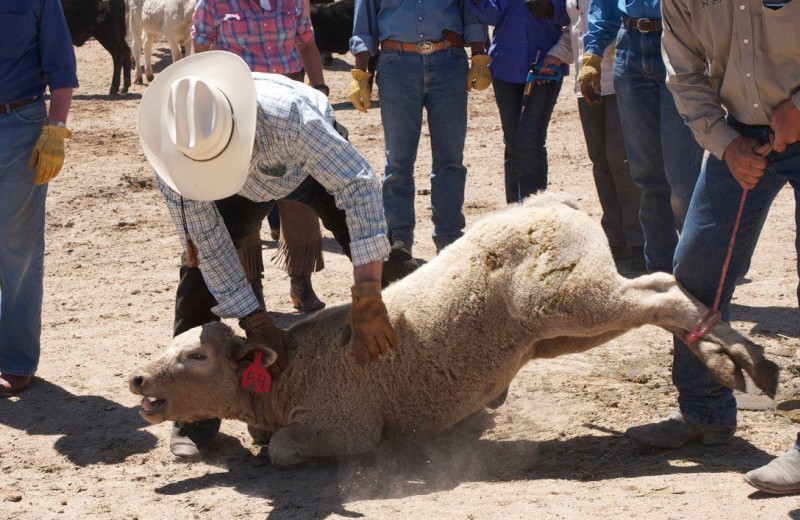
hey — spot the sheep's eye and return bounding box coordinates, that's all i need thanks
[188,352,207,361]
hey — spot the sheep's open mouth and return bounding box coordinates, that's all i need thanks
[139,396,167,417]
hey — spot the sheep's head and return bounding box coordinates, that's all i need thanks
[128,322,276,424]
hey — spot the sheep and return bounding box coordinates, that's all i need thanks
[128,0,194,84]
[129,193,779,468]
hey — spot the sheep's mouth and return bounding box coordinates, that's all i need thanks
[139,396,168,423]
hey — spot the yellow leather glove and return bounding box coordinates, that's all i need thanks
[349,69,372,113]
[467,54,492,92]
[28,125,72,185]
[578,53,603,104]
[347,281,397,365]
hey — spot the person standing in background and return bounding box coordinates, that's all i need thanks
[350,0,489,255]
[544,0,644,270]
[0,0,78,397]
[469,0,569,203]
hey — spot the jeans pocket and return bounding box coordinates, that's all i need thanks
[12,102,46,125]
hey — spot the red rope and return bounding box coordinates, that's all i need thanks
[686,189,749,346]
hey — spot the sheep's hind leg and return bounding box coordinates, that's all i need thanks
[144,32,155,82]
[268,423,381,468]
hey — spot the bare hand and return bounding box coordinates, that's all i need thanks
[768,100,800,153]
[536,55,563,85]
[723,136,769,190]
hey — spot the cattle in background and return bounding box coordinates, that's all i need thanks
[61,0,132,95]
[129,0,195,85]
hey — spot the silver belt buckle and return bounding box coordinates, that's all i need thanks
[636,19,652,33]
[416,41,435,55]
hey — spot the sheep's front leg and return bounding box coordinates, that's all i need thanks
[268,423,381,468]
[144,32,155,82]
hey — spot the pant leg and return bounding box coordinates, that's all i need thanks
[492,78,526,203]
[272,200,324,276]
[579,96,627,250]
[604,94,644,248]
[515,78,562,198]
[378,50,425,247]
[613,29,679,272]
[672,131,785,428]
[173,195,272,336]
[287,178,352,260]
[425,47,469,250]
[0,100,48,376]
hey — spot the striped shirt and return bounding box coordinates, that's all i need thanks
[157,74,390,319]
[191,0,313,74]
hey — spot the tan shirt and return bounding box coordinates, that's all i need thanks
[661,0,800,159]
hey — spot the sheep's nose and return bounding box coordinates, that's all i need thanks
[129,372,146,392]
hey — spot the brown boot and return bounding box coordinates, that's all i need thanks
[290,275,325,312]
[0,374,34,397]
[625,411,735,448]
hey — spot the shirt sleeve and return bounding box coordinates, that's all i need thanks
[584,0,620,56]
[294,0,315,44]
[552,0,571,26]
[278,96,390,267]
[467,0,503,26]
[662,0,738,159]
[38,0,79,92]
[462,0,488,43]
[547,25,573,64]
[155,175,261,319]
[191,0,217,47]
[350,0,379,55]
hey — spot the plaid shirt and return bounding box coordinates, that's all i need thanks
[191,0,313,74]
[157,74,390,319]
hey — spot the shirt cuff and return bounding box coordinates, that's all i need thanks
[192,31,215,47]
[705,120,742,160]
[792,91,800,113]
[350,34,378,56]
[296,27,315,45]
[464,23,487,44]
[211,284,261,319]
[350,234,391,267]
[547,45,571,64]
[47,70,79,92]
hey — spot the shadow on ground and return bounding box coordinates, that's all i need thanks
[0,379,157,466]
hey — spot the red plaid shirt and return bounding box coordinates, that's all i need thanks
[191,0,314,74]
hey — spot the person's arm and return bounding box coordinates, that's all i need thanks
[48,88,72,123]
[551,0,570,26]
[39,0,79,97]
[155,176,260,319]
[468,0,504,26]
[584,0,620,56]
[350,0,380,62]
[191,0,217,53]
[547,25,573,64]
[294,0,325,86]
[462,0,489,44]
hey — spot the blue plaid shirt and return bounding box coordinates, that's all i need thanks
[157,73,390,319]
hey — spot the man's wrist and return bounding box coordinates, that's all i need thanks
[313,84,330,96]
[47,120,67,128]
[239,308,265,329]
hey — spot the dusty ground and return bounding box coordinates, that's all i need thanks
[1,41,799,520]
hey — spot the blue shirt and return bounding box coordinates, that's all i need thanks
[0,0,78,103]
[350,0,487,56]
[470,0,570,84]
[584,0,660,55]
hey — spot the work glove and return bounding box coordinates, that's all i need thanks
[347,281,397,365]
[467,54,492,92]
[29,125,72,185]
[525,0,554,19]
[349,69,372,113]
[578,53,603,105]
[240,311,294,378]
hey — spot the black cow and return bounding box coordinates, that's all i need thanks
[60,0,131,95]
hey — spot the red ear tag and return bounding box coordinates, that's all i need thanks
[241,351,271,393]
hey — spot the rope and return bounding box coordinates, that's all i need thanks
[686,189,749,346]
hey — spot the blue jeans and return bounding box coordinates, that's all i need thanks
[377,48,469,250]
[613,28,704,272]
[0,99,48,377]
[673,119,800,428]
[493,78,562,203]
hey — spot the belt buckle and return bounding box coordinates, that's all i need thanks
[636,19,652,33]
[416,41,435,55]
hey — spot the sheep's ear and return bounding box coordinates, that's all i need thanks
[230,337,278,368]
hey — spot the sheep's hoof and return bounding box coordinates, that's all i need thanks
[134,78,144,85]
[147,74,155,82]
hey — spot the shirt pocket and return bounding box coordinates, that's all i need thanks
[218,12,260,48]
[0,13,37,60]
[761,0,800,48]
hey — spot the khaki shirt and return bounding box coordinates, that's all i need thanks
[662,0,800,159]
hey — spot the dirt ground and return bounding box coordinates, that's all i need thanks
[1,41,799,520]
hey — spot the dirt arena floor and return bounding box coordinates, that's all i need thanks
[1,41,799,520]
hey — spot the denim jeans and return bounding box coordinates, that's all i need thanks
[613,28,704,272]
[0,99,48,377]
[493,78,562,203]
[377,48,469,250]
[672,119,800,428]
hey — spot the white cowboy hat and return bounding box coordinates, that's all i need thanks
[138,51,257,201]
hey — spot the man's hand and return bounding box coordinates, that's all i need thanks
[578,53,603,105]
[525,0,554,19]
[467,54,492,92]
[349,69,372,113]
[768,100,800,153]
[239,311,294,377]
[723,136,769,190]
[29,125,72,185]
[347,281,397,365]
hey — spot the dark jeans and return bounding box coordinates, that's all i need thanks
[173,177,351,336]
[493,77,562,203]
[578,94,643,250]
[672,119,800,428]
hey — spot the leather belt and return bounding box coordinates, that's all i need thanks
[621,14,662,33]
[1,95,44,115]
[380,39,450,55]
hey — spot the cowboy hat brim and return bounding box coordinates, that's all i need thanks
[138,51,257,202]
